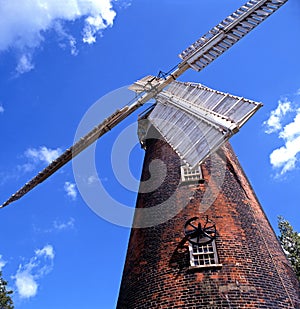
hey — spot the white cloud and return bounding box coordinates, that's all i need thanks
[35,245,55,260]
[17,146,62,174]
[279,111,300,141]
[14,272,38,299]
[0,105,4,113]
[17,162,36,173]
[13,245,55,299]
[265,95,300,176]
[86,175,108,184]
[34,217,75,233]
[70,37,78,56]
[270,137,300,175]
[53,21,78,56]
[25,146,62,164]
[87,175,98,185]
[0,0,116,74]
[64,181,77,200]
[53,217,75,231]
[263,100,292,134]
[16,54,34,75]
[269,113,300,176]
[0,255,7,271]
[1,146,62,185]
[83,15,109,44]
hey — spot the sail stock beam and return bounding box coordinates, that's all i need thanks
[0,106,130,208]
[0,66,191,209]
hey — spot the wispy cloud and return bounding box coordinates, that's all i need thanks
[34,217,75,233]
[35,245,55,260]
[269,112,300,176]
[0,0,117,74]
[264,92,300,177]
[85,175,108,185]
[53,217,75,231]
[87,175,98,185]
[0,105,4,114]
[263,99,292,134]
[16,54,35,75]
[25,146,62,164]
[17,146,62,173]
[0,254,7,271]
[13,245,55,299]
[64,182,77,201]
[53,21,79,56]
[0,146,62,187]
[0,171,19,187]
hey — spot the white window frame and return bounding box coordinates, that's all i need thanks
[188,238,222,269]
[181,163,203,183]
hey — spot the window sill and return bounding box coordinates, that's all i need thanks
[180,179,205,186]
[188,264,223,271]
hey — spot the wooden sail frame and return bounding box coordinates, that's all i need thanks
[148,81,262,167]
[179,0,288,71]
[0,0,288,208]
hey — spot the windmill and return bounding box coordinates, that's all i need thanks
[2,0,300,308]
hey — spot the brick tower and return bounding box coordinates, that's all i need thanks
[0,1,296,308]
[117,120,300,308]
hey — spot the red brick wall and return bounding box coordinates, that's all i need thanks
[117,134,300,308]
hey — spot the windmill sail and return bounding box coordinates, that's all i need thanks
[0,106,132,208]
[0,0,288,208]
[148,81,262,167]
[179,0,288,72]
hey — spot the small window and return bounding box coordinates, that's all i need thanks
[188,238,221,268]
[181,163,204,183]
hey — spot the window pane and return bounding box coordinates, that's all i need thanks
[189,239,219,267]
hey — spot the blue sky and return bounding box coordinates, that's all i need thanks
[0,0,300,308]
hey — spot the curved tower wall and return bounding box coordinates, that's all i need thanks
[117,124,300,309]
